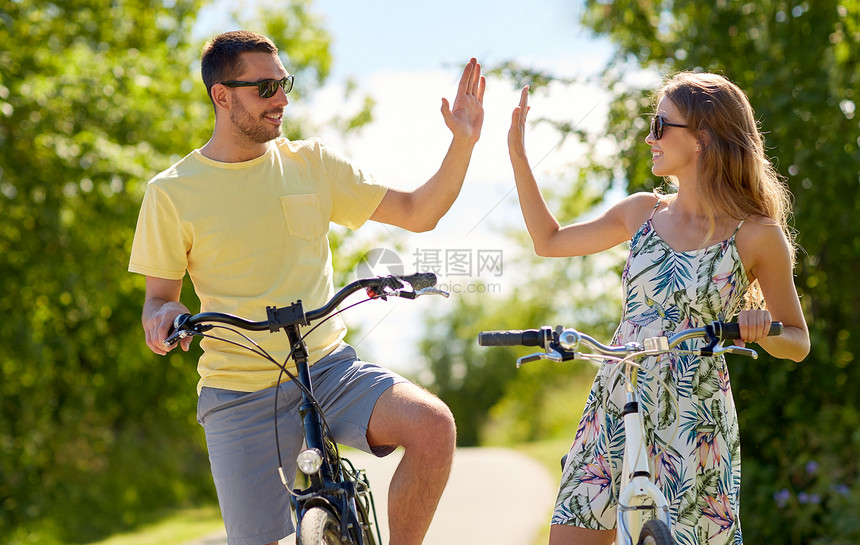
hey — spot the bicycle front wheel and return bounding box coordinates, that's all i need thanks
[637,519,673,545]
[298,507,341,545]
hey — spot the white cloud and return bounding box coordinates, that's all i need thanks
[295,66,610,186]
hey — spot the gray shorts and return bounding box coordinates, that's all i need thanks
[196,343,409,545]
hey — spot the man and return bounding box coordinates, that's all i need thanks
[128,30,484,545]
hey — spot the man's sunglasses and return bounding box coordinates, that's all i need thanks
[219,75,294,98]
[650,115,688,140]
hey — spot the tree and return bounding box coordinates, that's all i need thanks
[575,1,859,542]
[0,1,372,542]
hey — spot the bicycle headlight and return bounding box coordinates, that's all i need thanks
[296,448,324,475]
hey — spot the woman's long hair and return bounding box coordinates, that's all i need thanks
[655,72,796,307]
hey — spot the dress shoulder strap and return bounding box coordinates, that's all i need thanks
[648,199,661,220]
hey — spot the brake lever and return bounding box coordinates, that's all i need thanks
[393,286,450,300]
[163,329,194,348]
[516,349,563,368]
[163,313,212,348]
[416,287,450,298]
[712,344,759,359]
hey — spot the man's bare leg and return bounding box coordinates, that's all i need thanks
[367,383,456,545]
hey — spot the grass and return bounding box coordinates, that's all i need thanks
[511,436,572,480]
[85,506,223,545]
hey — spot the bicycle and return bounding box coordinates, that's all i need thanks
[164,272,447,545]
[478,320,781,545]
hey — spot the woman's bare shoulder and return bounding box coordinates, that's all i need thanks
[610,192,662,233]
[738,214,783,242]
[736,214,793,275]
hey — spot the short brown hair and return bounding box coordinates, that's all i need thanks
[201,31,278,103]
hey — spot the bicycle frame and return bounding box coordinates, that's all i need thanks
[283,318,380,545]
[615,361,671,545]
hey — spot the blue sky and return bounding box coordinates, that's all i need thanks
[197,0,611,78]
[317,0,607,78]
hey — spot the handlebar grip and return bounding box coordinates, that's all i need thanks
[478,329,544,347]
[717,321,783,340]
[397,272,437,290]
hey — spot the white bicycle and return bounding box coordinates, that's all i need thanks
[478,320,781,545]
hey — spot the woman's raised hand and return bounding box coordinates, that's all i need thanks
[508,85,530,159]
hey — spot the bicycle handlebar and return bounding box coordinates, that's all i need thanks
[478,321,783,362]
[477,327,552,347]
[711,321,782,340]
[164,273,442,348]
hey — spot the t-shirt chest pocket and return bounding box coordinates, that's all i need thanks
[280,194,327,241]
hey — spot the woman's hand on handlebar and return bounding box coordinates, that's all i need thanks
[734,309,773,347]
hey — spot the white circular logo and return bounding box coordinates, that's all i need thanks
[356,248,404,278]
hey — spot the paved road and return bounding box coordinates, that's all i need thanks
[182,446,557,545]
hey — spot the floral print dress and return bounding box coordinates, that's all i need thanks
[552,203,750,545]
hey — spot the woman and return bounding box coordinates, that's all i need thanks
[507,72,810,544]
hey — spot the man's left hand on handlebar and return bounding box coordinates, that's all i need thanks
[144,301,193,355]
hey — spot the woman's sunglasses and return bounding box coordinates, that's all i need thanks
[650,115,688,140]
[219,75,295,98]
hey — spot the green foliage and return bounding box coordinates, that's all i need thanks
[1,2,211,542]
[0,1,354,542]
[576,1,860,542]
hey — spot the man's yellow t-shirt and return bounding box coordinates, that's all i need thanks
[128,138,388,393]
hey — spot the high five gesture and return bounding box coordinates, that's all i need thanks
[442,57,486,145]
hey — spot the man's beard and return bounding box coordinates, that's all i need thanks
[231,98,282,144]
